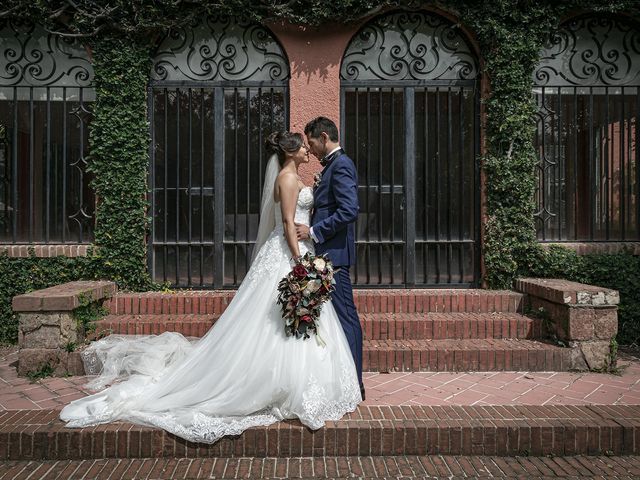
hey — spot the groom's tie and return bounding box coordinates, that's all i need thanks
[320,148,343,167]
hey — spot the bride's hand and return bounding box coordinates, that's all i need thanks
[289,255,302,267]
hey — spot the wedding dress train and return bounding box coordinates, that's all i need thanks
[60,186,361,443]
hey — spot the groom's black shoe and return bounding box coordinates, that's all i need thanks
[360,384,366,401]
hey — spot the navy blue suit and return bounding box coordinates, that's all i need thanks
[312,149,363,387]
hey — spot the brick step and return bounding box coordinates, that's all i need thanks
[95,312,540,341]
[361,312,540,340]
[362,339,570,372]
[94,314,218,337]
[105,289,523,315]
[91,319,559,372]
[2,455,639,479]
[1,405,637,460]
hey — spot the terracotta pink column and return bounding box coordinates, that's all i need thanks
[268,22,357,183]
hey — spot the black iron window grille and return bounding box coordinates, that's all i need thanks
[533,15,640,242]
[149,16,289,288]
[0,21,95,244]
[341,11,481,287]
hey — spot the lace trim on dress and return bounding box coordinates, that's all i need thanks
[65,363,360,443]
[300,363,361,430]
[139,365,359,444]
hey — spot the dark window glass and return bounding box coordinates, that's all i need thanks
[149,17,289,287]
[0,23,95,244]
[341,10,480,286]
[414,87,476,285]
[534,16,640,241]
[223,87,286,286]
[344,87,405,285]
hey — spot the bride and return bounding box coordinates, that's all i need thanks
[60,132,362,443]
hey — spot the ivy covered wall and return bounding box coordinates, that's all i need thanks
[88,38,153,291]
[1,0,639,345]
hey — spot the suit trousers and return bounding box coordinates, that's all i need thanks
[331,267,363,386]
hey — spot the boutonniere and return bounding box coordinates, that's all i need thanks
[313,172,322,189]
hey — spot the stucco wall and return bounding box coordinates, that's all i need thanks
[268,22,357,183]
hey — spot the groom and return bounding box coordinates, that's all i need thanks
[296,116,365,401]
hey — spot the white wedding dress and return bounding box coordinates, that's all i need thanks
[60,185,361,443]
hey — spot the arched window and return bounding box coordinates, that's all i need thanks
[149,16,289,287]
[341,11,480,286]
[534,15,640,241]
[0,21,95,244]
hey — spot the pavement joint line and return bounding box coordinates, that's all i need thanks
[583,383,604,401]
[469,396,488,406]
[541,394,557,406]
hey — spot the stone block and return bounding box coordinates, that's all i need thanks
[18,349,65,376]
[14,280,117,378]
[66,351,87,376]
[19,312,80,349]
[578,340,613,371]
[18,348,86,377]
[565,307,595,341]
[20,325,63,349]
[527,296,617,342]
[528,297,595,341]
[515,278,619,306]
[593,308,618,340]
[567,345,588,371]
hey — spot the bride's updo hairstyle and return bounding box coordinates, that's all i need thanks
[265,131,303,167]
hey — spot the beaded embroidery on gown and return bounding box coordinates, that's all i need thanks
[60,186,361,443]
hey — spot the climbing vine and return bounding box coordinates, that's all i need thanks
[87,37,154,290]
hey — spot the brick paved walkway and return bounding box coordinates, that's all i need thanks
[3,347,640,469]
[1,455,640,479]
[2,347,639,410]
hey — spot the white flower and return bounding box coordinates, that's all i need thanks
[313,257,326,272]
[313,172,322,188]
[304,279,321,295]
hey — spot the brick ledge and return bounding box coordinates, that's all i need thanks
[540,241,640,255]
[1,404,639,459]
[0,244,91,258]
[1,455,639,478]
[13,280,117,312]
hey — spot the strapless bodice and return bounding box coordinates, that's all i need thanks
[275,186,313,228]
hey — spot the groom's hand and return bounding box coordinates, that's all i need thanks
[295,223,310,240]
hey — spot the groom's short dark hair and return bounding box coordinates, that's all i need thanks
[304,117,339,142]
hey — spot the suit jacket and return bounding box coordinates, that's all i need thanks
[311,151,359,267]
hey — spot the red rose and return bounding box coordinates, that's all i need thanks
[301,315,312,323]
[318,285,328,295]
[293,264,308,278]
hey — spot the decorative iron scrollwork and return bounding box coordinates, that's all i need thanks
[151,16,289,83]
[0,20,93,87]
[340,11,478,82]
[534,15,640,86]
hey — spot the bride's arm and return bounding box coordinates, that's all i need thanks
[278,173,301,260]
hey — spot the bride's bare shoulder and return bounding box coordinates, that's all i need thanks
[274,171,298,201]
[276,171,298,189]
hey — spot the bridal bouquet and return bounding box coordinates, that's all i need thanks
[276,252,336,340]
